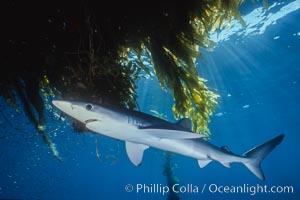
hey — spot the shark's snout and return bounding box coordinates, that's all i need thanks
[52,100,73,111]
[52,100,95,124]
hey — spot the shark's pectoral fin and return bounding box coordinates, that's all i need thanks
[142,129,207,139]
[125,141,149,166]
[197,159,212,168]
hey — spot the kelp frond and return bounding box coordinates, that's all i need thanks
[46,20,139,109]
[1,0,268,160]
[116,0,265,133]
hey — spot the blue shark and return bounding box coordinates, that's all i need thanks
[52,100,284,180]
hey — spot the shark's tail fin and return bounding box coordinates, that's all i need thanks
[243,134,284,180]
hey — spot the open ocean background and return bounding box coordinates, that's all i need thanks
[1,1,299,199]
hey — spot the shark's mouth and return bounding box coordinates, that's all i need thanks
[85,119,99,124]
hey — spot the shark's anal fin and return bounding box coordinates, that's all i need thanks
[220,161,231,168]
[125,141,149,166]
[198,159,212,168]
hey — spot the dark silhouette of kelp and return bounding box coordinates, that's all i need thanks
[1,0,266,162]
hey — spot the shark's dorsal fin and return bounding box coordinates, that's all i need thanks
[142,129,207,139]
[125,141,149,166]
[220,146,231,153]
[176,118,191,131]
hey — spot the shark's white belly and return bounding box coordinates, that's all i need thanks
[85,119,244,164]
[128,131,208,160]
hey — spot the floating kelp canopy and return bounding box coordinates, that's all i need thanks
[1,0,266,159]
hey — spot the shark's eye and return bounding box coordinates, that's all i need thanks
[85,104,93,111]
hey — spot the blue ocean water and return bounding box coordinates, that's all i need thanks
[1,1,299,200]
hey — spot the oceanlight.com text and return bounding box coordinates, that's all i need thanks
[205,183,294,196]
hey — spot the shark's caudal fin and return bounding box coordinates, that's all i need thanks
[243,134,284,180]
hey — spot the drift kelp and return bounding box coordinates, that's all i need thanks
[116,0,268,133]
[1,1,267,158]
